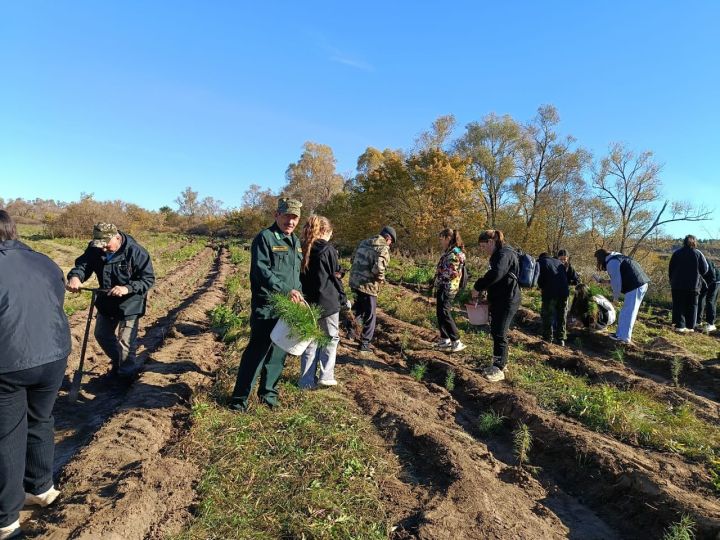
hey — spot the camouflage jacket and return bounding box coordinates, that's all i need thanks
[349,235,390,296]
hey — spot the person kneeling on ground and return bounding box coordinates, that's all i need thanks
[66,223,155,378]
[593,249,649,344]
[229,198,304,412]
[0,211,71,540]
[569,284,616,332]
[349,226,396,356]
[433,228,467,353]
[298,215,347,389]
[537,252,570,346]
[472,230,521,383]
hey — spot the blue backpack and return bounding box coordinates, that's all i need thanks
[515,250,539,288]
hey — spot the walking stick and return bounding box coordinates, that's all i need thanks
[67,288,108,402]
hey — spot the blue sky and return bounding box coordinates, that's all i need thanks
[1,1,719,237]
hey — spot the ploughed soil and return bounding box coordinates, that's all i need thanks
[331,283,720,539]
[20,245,231,539]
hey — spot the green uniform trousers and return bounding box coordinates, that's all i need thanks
[230,318,287,409]
[541,296,568,341]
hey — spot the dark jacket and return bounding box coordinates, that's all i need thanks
[537,255,569,299]
[669,246,708,291]
[249,223,303,321]
[473,245,521,305]
[565,263,581,286]
[68,232,155,320]
[300,239,347,318]
[0,240,72,374]
[606,253,650,295]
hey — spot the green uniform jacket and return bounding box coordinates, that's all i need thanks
[349,234,390,297]
[250,223,303,321]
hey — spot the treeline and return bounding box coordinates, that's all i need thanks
[5,104,712,259]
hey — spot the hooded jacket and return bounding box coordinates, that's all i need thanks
[349,234,390,296]
[300,239,347,318]
[67,232,155,320]
[0,240,72,373]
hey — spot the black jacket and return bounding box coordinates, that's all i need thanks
[300,239,347,318]
[68,232,155,320]
[473,245,521,305]
[669,246,708,291]
[537,255,569,299]
[0,240,71,374]
[565,263,580,286]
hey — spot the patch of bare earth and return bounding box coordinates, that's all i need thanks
[21,247,230,539]
[335,304,720,539]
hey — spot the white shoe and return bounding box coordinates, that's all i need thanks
[317,379,338,387]
[433,339,452,350]
[483,365,505,382]
[450,340,466,352]
[0,520,20,540]
[706,324,716,332]
[25,485,61,507]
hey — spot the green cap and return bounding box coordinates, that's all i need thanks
[277,197,302,217]
[91,223,119,248]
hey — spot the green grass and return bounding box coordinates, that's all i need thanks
[175,384,390,540]
[511,361,720,467]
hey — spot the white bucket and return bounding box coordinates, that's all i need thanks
[271,318,313,355]
[466,302,489,325]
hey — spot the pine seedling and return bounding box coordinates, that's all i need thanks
[477,410,505,435]
[662,514,696,540]
[671,357,684,387]
[444,369,455,391]
[513,422,532,466]
[410,361,428,381]
[270,294,331,347]
[610,346,625,363]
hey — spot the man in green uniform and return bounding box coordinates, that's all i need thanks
[229,198,304,412]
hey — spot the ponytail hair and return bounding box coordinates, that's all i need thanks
[594,248,610,271]
[478,229,504,250]
[439,228,465,251]
[301,215,333,271]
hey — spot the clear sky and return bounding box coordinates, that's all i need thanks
[1,1,718,237]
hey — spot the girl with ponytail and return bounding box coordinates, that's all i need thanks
[472,229,521,382]
[298,215,347,388]
[433,228,467,352]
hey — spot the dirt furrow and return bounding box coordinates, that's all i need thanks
[24,248,230,539]
[368,309,720,539]
[50,246,218,476]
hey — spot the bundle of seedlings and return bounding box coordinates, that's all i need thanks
[270,293,332,347]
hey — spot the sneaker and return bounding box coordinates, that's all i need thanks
[433,339,452,350]
[318,379,338,387]
[556,339,566,347]
[482,365,505,383]
[229,401,248,413]
[674,327,689,333]
[608,334,631,344]
[449,340,467,352]
[706,324,717,332]
[358,343,372,356]
[25,485,60,507]
[0,520,20,540]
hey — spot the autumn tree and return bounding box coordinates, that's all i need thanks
[455,114,524,227]
[513,105,591,242]
[283,142,345,215]
[592,143,711,256]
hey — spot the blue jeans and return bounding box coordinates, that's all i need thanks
[617,284,648,341]
[299,313,340,388]
[0,357,66,527]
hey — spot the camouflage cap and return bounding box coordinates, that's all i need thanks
[91,223,119,248]
[277,197,302,217]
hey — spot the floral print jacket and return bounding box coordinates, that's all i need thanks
[435,246,466,294]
